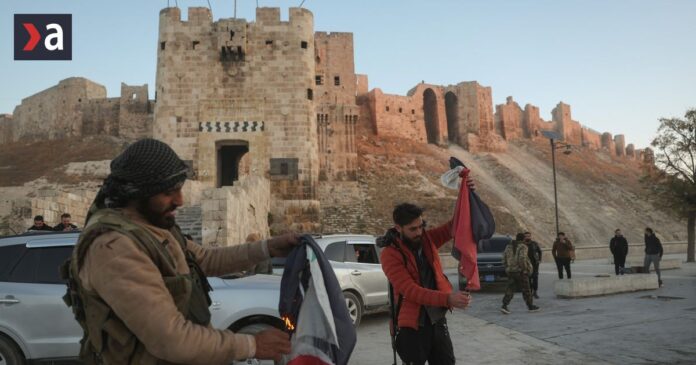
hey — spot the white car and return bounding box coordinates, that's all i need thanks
[273,234,389,327]
[0,231,283,365]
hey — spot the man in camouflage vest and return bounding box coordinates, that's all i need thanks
[63,138,297,364]
[500,233,540,314]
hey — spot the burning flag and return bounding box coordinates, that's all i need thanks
[279,236,356,365]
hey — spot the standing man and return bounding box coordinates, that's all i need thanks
[63,138,296,364]
[523,231,543,298]
[644,227,664,287]
[27,215,53,231]
[552,232,574,279]
[609,229,629,275]
[501,233,539,314]
[380,203,472,365]
[54,213,79,231]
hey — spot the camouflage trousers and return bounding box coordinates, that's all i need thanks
[502,272,533,307]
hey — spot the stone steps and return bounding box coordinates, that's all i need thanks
[177,205,202,243]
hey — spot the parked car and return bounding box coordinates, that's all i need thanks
[476,234,513,283]
[272,234,389,327]
[0,231,283,365]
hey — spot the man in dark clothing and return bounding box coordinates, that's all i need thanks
[53,213,79,231]
[644,227,664,287]
[609,229,629,275]
[28,215,53,231]
[524,232,543,298]
[552,232,574,279]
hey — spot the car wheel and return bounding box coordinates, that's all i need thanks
[343,291,362,328]
[0,335,24,365]
[231,322,280,365]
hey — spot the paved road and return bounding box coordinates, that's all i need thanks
[353,256,696,364]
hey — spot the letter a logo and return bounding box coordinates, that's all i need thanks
[14,14,72,60]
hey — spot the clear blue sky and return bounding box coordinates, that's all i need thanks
[2,0,695,148]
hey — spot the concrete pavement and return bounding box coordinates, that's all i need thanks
[352,255,696,364]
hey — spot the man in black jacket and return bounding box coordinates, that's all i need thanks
[27,215,53,231]
[644,227,664,287]
[609,229,629,275]
[53,213,79,231]
[524,232,542,298]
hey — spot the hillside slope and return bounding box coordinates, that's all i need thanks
[356,133,684,249]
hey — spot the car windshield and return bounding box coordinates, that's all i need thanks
[479,237,510,253]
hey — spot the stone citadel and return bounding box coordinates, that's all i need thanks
[0,6,651,244]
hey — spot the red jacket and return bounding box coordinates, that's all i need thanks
[380,222,453,330]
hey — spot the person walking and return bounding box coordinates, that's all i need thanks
[380,203,472,365]
[523,231,542,298]
[501,233,539,314]
[552,232,574,279]
[609,229,629,275]
[62,138,297,364]
[644,227,664,287]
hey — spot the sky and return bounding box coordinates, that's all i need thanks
[1,0,695,149]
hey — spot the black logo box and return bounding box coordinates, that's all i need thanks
[14,14,72,61]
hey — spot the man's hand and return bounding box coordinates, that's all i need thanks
[447,291,472,309]
[267,233,301,257]
[253,328,291,362]
[466,176,476,191]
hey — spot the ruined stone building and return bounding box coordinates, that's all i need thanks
[0,6,648,241]
[0,78,152,144]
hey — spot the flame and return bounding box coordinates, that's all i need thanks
[281,315,295,331]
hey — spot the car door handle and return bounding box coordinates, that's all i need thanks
[1,296,20,305]
[351,270,362,276]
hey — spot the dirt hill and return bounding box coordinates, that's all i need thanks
[355,130,684,249]
[0,136,128,187]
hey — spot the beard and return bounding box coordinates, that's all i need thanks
[402,234,423,249]
[136,198,177,229]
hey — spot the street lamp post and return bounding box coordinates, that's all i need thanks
[550,137,560,237]
[541,131,571,238]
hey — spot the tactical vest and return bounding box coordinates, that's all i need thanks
[61,209,212,364]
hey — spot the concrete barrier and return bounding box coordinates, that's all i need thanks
[554,274,659,298]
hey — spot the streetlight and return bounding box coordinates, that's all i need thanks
[541,131,572,237]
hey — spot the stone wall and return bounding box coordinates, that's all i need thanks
[614,134,626,156]
[601,132,615,155]
[200,176,270,247]
[0,114,14,144]
[581,127,602,149]
[0,190,94,235]
[318,181,368,233]
[11,77,106,141]
[444,81,495,148]
[314,32,359,181]
[552,102,582,145]
[118,83,153,139]
[495,96,523,140]
[154,7,319,233]
[2,77,153,144]
[367,88,425,142]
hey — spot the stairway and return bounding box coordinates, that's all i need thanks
[176,205,202,244]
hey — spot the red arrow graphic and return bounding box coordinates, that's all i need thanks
[22,23,40,51]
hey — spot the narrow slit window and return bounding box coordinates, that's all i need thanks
[315,75,323,85]
[160,42,166,50]
[334,76,340,86]
[301,41,308,49]
[307,88,314,100]
[386,106,390,112]
[230,31,235,39]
